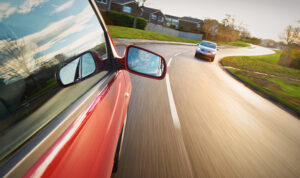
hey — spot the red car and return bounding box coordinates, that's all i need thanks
[0,0,166,177]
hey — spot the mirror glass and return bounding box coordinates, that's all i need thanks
[59,57,80,85]
[81,53,96,78]
[127,47,165,77]
[59,52,96,86]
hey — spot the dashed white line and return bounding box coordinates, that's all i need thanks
[165,74,181,129]
[167,57,173,67]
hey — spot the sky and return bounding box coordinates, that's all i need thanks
[144,0,300,41]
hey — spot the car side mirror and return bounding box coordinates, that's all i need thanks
[122,45,167,80]
[56,51,104,87]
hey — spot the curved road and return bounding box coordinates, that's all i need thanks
[115,44,300,177]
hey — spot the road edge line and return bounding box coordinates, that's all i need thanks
[165,74,181,129]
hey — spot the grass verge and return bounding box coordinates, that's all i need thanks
[108,26,252,48]
[218,40,250,47]
[221,51,300,116]
[108,25,201,44]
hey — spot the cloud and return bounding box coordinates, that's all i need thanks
[0,5,98,78]
[0,3,17,21]
[24,6,94,54]
[0,0,48,21]
[18,0,48,14]
[37,29,105,64]
[51,0,74,14]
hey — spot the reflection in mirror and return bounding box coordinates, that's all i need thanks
[59,58,80,85]
[81,53,96,78]
[127,47,165,77]
[58,52,97,86]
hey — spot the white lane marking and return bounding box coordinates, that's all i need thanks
[174,52,181,56]
[167,57,173,67]
[168,52,183,67]
[166,74,181,129]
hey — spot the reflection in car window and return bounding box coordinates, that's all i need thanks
[0,0,108,161]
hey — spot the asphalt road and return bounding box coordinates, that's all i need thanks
[114,44,300,178]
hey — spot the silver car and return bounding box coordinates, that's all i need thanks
[195,41,217,62]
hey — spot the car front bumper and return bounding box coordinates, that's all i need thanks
[195,51,215,60]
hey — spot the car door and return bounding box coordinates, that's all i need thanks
[0,0,128,177]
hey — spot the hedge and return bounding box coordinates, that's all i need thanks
[101,10,147,30]
[279,47,300,69]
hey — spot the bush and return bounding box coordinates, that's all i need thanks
[279,47,300,69]
[101,10,147,30]
[136,17,147,30]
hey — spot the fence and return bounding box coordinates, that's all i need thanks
[145,23,203,41]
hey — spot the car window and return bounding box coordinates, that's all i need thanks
[201,41,216,49]
[0,0,109,161]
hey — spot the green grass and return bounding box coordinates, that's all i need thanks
[222,53,300,113]
[227,41,250,47]
[221,52,300,80]
[217,40,250,47]
[267,78,300,98]
[108,25,201,44]
[108,26,253,48]
[21,78,57,104]
[228,69,300,112]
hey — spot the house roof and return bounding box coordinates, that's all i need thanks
[180,16,203,23]
[141,6,163,15]
[165,14,179,20]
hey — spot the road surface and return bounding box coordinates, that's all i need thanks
[114,44,300,178]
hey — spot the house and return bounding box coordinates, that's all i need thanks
[165,14,179,29]
[96,0,110,10]
[261,39,276,48]
[178,16,203,33]
[96,0,138,16]
[140,7,165,25]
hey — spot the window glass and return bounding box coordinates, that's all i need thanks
[97,0,107,3]
[201,41,217,49]
[158,16,164,22]
[81,53,96,78]
[122,6,131,13]
[152,14,157,20]
[0,0,108,161]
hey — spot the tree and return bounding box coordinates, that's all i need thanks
[202,19,219,40]
[219,14,240,42]
[237,23,250,41]
[202,15,249,42]
[133,0,146,28]
[0,38,33,78]
[0,36,41,89]
[279,25,300,46]
[278,22,300,67]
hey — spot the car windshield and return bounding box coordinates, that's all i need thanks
[200,41,216,49]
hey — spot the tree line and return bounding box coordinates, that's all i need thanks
[202,14,253,43]
[279,21,300,69]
